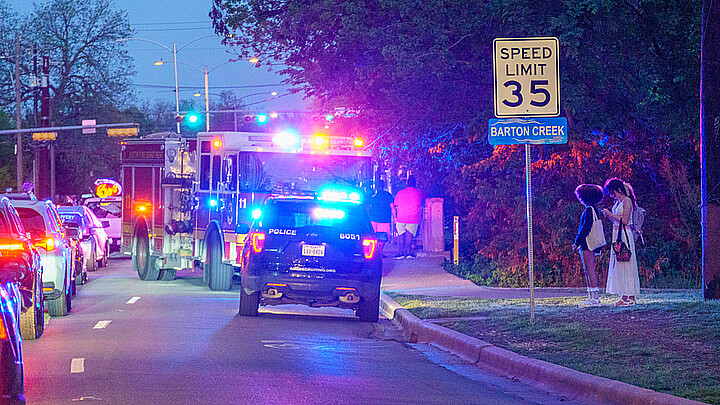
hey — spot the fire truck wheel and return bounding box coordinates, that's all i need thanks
[238,287,259,317]
[134,225,161,281]
[158,269,176,281]
[207,231,233,291]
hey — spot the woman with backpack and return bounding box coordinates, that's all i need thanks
[602,178,641,306]
[572,184,606,308]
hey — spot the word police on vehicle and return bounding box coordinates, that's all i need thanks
[493,37,560,117]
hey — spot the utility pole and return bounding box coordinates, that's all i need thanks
[701,0,720,299]
[15,34,23,192]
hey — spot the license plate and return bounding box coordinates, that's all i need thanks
[302,244,325,257]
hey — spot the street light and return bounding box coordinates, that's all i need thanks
[155,59,236,132]
[117,35,218,133]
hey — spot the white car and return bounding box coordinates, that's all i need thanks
[85,197,121,253]
[13,200,73,317]
[58,206,110,271]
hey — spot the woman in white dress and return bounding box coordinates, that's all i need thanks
[602,178,640,306]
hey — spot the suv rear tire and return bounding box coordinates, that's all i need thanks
[20,286,44,340]
[356,282,380,323]
[239,287,259,316]
[47,284,68,317]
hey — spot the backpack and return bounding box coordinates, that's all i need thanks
[630,206,646,244]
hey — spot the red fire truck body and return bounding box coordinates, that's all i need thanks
[121,130,373,290]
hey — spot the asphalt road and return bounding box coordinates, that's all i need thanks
[22,257,587,405]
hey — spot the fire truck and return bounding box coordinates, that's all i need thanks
[120,129,372,290]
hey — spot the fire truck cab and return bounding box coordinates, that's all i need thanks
[121,130,373,291]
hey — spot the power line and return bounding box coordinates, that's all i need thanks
[132,21,210,26]
[136,27,214,32]
[130,83,286,90]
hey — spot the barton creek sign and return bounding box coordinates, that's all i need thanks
[493,37,560,118]
[488,117,568,145]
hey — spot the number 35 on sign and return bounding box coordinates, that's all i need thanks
[493,37,559,118]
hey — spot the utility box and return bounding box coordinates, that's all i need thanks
[422,198,444,252]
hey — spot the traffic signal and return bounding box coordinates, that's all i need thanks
[176,112,203,129]
[244,114,270,125]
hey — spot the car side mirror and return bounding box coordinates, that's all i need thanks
[375,232,388,243]
[235,223,250,234]
[101,220,111,228]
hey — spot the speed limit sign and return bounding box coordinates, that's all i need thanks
[493,37,559,117]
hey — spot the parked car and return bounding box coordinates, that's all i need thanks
[84,196,121,253]
[0,196,44,341]
[10,199,73,317]
[62,221,86,294]
[57,206,110,271]
[0,280,25,404]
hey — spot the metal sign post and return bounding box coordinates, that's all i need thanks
[525,144,534,323]
[453,216,460,265]
[492,37,565,325]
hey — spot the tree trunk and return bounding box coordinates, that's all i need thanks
[701,0,720,299]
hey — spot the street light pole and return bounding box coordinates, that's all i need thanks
[204,66,210,131]
[173,43,180,134]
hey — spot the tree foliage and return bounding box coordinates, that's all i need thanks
[211,0,702,287]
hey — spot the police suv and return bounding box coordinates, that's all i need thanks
[237,190,386,322]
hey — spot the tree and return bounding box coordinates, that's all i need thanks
[212,0,704,287]
[24,0,135,194]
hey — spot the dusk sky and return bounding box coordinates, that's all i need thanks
[12,0,308,112]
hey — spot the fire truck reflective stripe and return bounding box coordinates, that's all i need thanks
[229,242,237,261]
[224,241,231,260]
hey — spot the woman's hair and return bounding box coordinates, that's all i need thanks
[603,177,637,207]
[574,184,604,206]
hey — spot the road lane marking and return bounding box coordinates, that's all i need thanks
[71,358,84,373]
[93,320,111,329]
[126,296,141,304]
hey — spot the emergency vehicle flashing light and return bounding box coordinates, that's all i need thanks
[313,208,346,220]
[317,187,363,204]
[272,131,301,148]
[257,114,268,124]
[354,138,364,148]
[134,201,152,214]
[251,208,262,220]
[212,139,222,149]
[313,136,328,147]
[209,199,218,207]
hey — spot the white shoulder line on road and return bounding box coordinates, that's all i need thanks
[93,320,111,329]
[71,358,85,373]
[126,296,141,304]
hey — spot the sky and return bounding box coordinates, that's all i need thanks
[11,0,308,112]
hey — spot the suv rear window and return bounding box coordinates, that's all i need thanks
[262,201,370,232]
[16,208,46,232]
[0,211,10,233]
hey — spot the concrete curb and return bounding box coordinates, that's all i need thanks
[380,292,706,405]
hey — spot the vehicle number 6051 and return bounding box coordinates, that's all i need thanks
[502,80,551,108]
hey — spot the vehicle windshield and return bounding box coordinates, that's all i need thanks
[236,152,371,193]
[260,201,370,232]
[86,199,121,219]
[16,208,46,232]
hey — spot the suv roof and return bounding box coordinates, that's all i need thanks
[0,193,36,201]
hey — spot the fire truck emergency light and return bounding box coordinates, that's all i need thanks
[212,139,222,149]
[313,208,346,220]
[251,209,262,220]
[354,138,364,148]
[272,131,300,148]
[313,136,328,147]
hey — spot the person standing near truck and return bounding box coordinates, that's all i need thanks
[392,175,424,259]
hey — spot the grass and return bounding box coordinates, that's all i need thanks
[388,290,720,404]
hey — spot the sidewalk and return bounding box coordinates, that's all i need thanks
[378,245,705,405]
[381,248,586,299]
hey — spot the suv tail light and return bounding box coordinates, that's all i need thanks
[0,316,6,340]
[362,239,377,259]
[251,232,266,253]
[35,238,55,251]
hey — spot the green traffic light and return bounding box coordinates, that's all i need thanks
[188,114,198,123]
